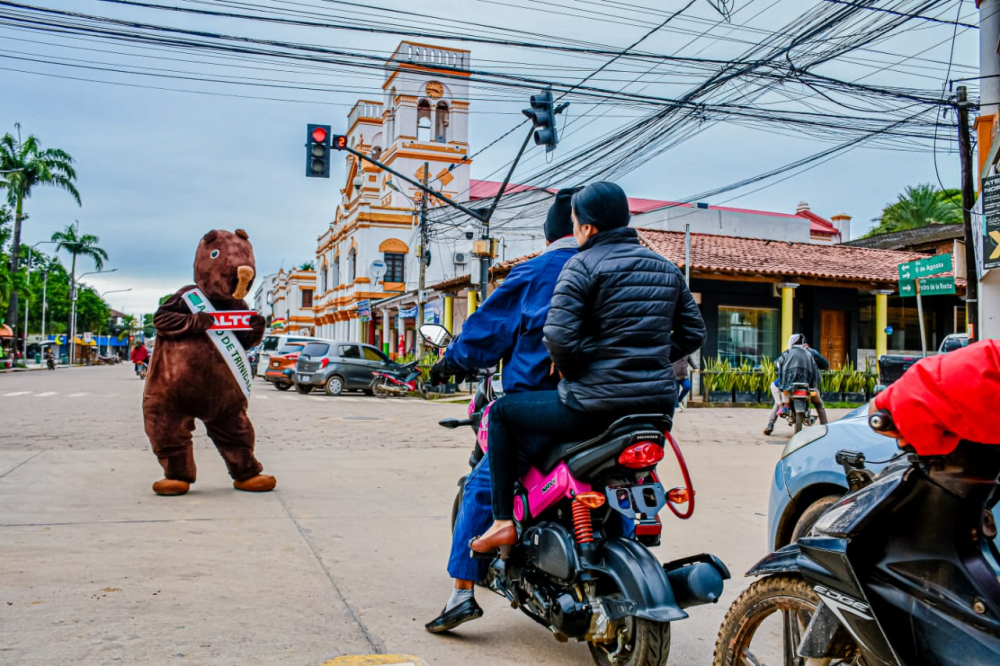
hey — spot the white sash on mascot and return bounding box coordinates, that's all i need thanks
[181,287,253,400]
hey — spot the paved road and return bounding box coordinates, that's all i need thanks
[0,366,849,665]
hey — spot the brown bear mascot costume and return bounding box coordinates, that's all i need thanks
[142,229,275,496]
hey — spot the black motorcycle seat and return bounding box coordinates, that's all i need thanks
[535,414,672,474]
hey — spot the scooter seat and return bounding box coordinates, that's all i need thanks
[534,414,672,475]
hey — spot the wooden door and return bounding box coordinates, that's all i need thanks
[821,310,847,369]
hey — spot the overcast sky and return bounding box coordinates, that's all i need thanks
[1,0,979,316]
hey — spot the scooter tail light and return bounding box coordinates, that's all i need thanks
[618,442,665,469]
[574,491,606,508]
[667,487,694,504]
[793,390,807,397]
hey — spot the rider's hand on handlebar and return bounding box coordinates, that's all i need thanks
[867,400,907,447]
[430,357,466,387]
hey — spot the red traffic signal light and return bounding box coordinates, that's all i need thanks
[306,123,331,178]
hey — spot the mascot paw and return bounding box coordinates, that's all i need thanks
[152,478,191,496]
[233,474,277,492]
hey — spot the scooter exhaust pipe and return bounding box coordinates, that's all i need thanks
[663,554,730,609]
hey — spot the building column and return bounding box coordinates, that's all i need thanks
[779,282,799,351]
[396,308,405,357]
[875,291,890,360]
[443,295,454,333]
[382,309,390,354]
[467,290,478,317]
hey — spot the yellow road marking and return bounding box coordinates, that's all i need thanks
[321,656,425,666]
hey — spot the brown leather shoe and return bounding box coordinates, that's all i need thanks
[152,478,190,496]
[233,474,276,492]
[469,524,517,557]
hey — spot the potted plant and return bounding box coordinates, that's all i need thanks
[759,356,776,405]
[820,369,842,403]
[734,359,758,403]
[702,357,734,403]
[842,362,867,403]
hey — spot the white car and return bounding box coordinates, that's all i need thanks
[255,334,327,376]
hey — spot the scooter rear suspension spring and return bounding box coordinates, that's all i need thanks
[572,500,594,544]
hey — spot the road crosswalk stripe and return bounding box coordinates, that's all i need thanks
[35,392,58,397]
[68,392,90,397]
[253,394,269,400]
[2,391,32,397]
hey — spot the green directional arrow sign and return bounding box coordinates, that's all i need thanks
[899,276,956,297]
[898,253,953,281]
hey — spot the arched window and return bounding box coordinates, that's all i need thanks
[379,238,409,283]
[348,248,357,282]
[333,254,341,286]
[435,101,449,143]
[417,99,431,142]
[320,262,329,293]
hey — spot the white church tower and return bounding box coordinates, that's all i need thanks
[313,42,472,345]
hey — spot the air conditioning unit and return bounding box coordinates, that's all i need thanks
[453,251,468,265]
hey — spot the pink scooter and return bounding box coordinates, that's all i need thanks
[422,324,729,665]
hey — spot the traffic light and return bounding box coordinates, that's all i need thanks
[523,89,558,152]
[306,124,331,178]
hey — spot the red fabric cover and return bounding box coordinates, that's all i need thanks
[873,340,1000,456]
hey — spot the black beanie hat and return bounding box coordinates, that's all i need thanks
[571,181,631,232]
[544,186,583,242]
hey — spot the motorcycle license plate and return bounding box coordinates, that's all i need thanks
[299,375,311,383]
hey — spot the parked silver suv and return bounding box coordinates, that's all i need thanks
[293,341,400,396]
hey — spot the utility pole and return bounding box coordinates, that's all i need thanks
[957,85,979,342]
[416,162,429,360]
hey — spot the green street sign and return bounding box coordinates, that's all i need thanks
[898,253,953,281]
[899,276,956,298]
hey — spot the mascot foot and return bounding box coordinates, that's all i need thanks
[233,474,276,493]
[152,478,191,496]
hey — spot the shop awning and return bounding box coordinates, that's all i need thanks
[0,324,13,338]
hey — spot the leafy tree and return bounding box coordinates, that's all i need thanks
[866,184,961,237]
[52,221,108,355]
[75,287,109,335]
[0,125,81,329]
[299,261,315,271]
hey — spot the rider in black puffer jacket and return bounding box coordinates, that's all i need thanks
[544,216,705,415]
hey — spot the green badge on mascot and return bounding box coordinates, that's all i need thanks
[142,228,275,496]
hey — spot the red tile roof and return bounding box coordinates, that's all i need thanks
[637,229,923,285]
[468,180,840,236]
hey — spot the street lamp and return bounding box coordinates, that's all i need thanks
[99,288,131,356]
[22,240,58,359]
[69,268,118,364]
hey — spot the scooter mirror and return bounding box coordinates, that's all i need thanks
[419,324,452,348]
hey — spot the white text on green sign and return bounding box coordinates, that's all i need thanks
[898,253,953,281]
[899,276,957,297]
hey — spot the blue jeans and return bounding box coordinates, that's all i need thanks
[677,378,692,403]
[447,456,493,582]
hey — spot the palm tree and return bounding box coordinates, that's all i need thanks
[52,221,108,361]
[0,125,81,330]
[867,184,961,237]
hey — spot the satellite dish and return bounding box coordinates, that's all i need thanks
[370,259,386,281]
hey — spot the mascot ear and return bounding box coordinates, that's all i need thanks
[202,230,219,243]
[235,229,249,240]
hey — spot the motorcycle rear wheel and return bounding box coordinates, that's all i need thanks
[588,617,670,666]
[712,574,858,666]
[373,379,391,399]
[793,411,805,434]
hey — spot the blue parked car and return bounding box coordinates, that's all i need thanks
[767,404,900,550]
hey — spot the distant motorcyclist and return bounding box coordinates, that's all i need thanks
[130,343,150,378]
[424,187,582,634]
[764,333,828,435]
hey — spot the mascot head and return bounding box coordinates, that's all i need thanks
[194,229,256,302]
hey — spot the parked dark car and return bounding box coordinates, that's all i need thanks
[293,341,400,396]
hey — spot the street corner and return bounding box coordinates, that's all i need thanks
[321,655,427,666]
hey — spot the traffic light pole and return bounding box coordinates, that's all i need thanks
[416,162,429,360]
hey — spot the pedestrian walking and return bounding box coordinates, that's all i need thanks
[673,354,697,411]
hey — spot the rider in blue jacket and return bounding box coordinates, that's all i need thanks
[424,188,580,634]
